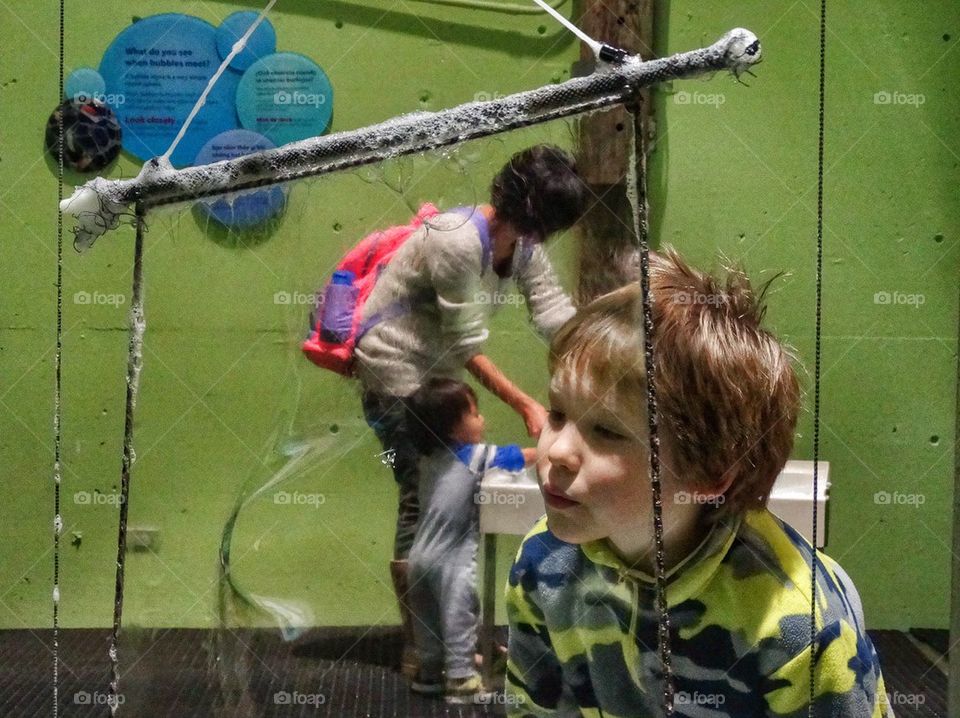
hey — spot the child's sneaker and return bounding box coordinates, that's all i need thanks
[409,670,444,697]
[444,673,495,704]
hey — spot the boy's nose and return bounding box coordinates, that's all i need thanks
[545,423,580,471]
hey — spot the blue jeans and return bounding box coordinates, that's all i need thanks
[361,392,421,560]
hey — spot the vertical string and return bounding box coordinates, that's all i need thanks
[107,203,147,716]
[161,0,277,163]
[53,0,65,715]
[810,0,828,713]
[629,99,674,715]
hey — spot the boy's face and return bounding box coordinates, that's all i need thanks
[450,396,485,445]
[537,371,659,563]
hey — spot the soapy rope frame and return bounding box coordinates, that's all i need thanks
[55,25,768,717]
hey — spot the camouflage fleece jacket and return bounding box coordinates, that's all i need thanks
[505,510,893,717]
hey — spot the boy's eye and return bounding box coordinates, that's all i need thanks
[593,424,627,441]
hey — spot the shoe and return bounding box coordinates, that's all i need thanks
[410,670,445,697]
[444,673,495,704]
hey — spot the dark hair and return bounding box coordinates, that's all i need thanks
[407,378,478,454]
[490,144,588,240]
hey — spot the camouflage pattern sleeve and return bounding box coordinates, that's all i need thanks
[763,621,893,717]
[504,542,581,717]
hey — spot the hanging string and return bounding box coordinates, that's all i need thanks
[530,0,629,63]
[52,0,65,715]
[161,0,277,163]
[530,0,602,55]
[629,99,674,715]
[106,203,147,716]
[810,0,827,713]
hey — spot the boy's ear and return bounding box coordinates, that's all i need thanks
[705,472,737,502]
[690,472,736,502]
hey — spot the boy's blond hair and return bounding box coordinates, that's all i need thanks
[548,247,800,516]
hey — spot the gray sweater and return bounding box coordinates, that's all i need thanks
[354,211,574,397]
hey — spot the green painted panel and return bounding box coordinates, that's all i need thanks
[0,0,957,634]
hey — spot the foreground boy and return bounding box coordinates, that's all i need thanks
[506,249,892,717]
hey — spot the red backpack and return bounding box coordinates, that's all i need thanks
[302,204,491,376]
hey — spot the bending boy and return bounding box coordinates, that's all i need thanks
[355,145,587,676]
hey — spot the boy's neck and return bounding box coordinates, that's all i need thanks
[609,504,711,574]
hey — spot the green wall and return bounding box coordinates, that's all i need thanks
[0,0,956,637]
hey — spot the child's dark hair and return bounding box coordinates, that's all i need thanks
[407,378,478,454]
[490,144,588,240]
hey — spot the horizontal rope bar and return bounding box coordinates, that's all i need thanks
[61,28,759,250]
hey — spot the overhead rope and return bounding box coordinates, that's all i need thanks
[629,99,674,713]
[52,0,65,715]
[60,29,761,250]
[810,0,828,713]
[105,205,147,716]
[105,3,280,711]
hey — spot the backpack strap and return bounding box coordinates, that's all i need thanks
[451,206,492,274]
[357,299,412,339]
[356,207,493,341]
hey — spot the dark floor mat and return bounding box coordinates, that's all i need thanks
[909,628,949,663]
[0,628,945,717]
[0,627,509,717]
[869,629,947,717]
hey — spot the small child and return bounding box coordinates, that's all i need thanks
[505,249,893,716]
[406,377,536,704]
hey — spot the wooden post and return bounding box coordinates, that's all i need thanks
[574,0,654,304]
[481,533,498,688]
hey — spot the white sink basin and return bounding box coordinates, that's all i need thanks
[478,459,830,547]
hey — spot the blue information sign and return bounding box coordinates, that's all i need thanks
[193,129,286,228]
[236,52,333,147]
[99,14,242,167]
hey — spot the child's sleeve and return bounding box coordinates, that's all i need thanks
[489,444,526,472]
[505,548,580,717]
[763,621,894,717]
[513,242,575,340]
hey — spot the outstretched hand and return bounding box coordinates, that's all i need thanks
[520,400,548,439]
